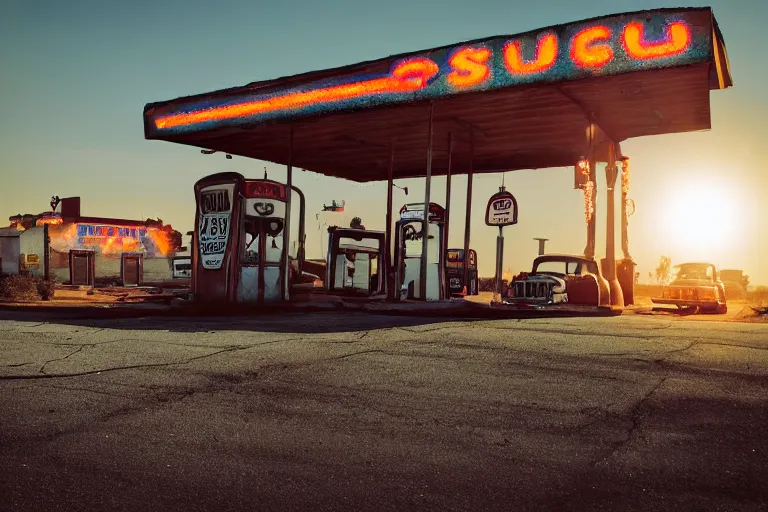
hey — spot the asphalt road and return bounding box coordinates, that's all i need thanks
[1,311,767,511]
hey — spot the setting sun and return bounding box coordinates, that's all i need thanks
[658,178,745,261]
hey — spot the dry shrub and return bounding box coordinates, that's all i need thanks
[0,274,55,301]
[478,278,496,292]
[37,278,56,300]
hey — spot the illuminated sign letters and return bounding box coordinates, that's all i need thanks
[76,225,147,239]
[146,10,711,136]
[503,33,558,75]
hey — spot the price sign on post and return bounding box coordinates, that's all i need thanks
[485,189,518,227]
[485,187,518,303]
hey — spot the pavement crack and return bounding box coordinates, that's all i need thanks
[663,341,698,355]
[594,377,668,466]
[333,349,386,360]
[485,325,667,341]
[698,341,768,352]
[3,362,35,368]
[39,346,87,375]
[0,346,251,381]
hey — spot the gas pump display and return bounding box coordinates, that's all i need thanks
[198,184,234,269]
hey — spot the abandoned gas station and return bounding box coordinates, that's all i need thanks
[143,7,732,310]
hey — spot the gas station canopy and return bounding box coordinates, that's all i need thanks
[143,7,732,182]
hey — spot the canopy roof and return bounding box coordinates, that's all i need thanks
[144,7,732,183]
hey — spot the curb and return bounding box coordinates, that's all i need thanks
[0,300,623,321]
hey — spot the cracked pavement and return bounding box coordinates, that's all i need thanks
[1,311,767,511]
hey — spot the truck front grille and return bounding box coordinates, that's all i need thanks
[513,281,553,300]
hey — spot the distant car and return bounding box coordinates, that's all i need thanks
[503,254,611,308]
[652,262,727,313]
[719,269,747,300]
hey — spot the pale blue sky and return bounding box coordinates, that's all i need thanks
[2,0,766,283]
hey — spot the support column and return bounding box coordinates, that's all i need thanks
[463,129,475,293]
[619,156,635,305]
[603,142,624,308]
[495,227,504,297]
[385,145,395,300]
[620,157,632,260]
[283,127,294,301]
[43,224,50,281]
[420,103,435,301]
[584,123,597,259]
[444,133,453,256]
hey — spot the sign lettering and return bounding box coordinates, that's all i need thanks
[485,190,519,227]
[244,181,286,200]
[147,11,713,135]
[198,213,231,268]
[200,189,231,214]
[76,225,147,239]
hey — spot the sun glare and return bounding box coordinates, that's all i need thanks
[661,181,741,259]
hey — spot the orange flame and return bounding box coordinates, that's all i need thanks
[36,217,63,226]
[146,228,174,256]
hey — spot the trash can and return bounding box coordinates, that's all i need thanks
[617,258,636,306]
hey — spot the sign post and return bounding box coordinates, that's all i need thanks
[485,186,518,302]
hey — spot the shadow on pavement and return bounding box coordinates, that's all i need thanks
[0,302,621,334]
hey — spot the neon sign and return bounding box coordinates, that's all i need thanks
[571,26,614,69]
[503,33,558,75]
[76,224,147,239]
[622,21,691,60]
[447,47,492,87]
[145,9,713,136]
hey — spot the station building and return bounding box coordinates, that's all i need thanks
[3,196,182,286]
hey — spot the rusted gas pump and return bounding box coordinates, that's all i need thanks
[192,172,305,304]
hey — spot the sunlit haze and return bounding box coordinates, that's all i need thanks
[2,0,766,284]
